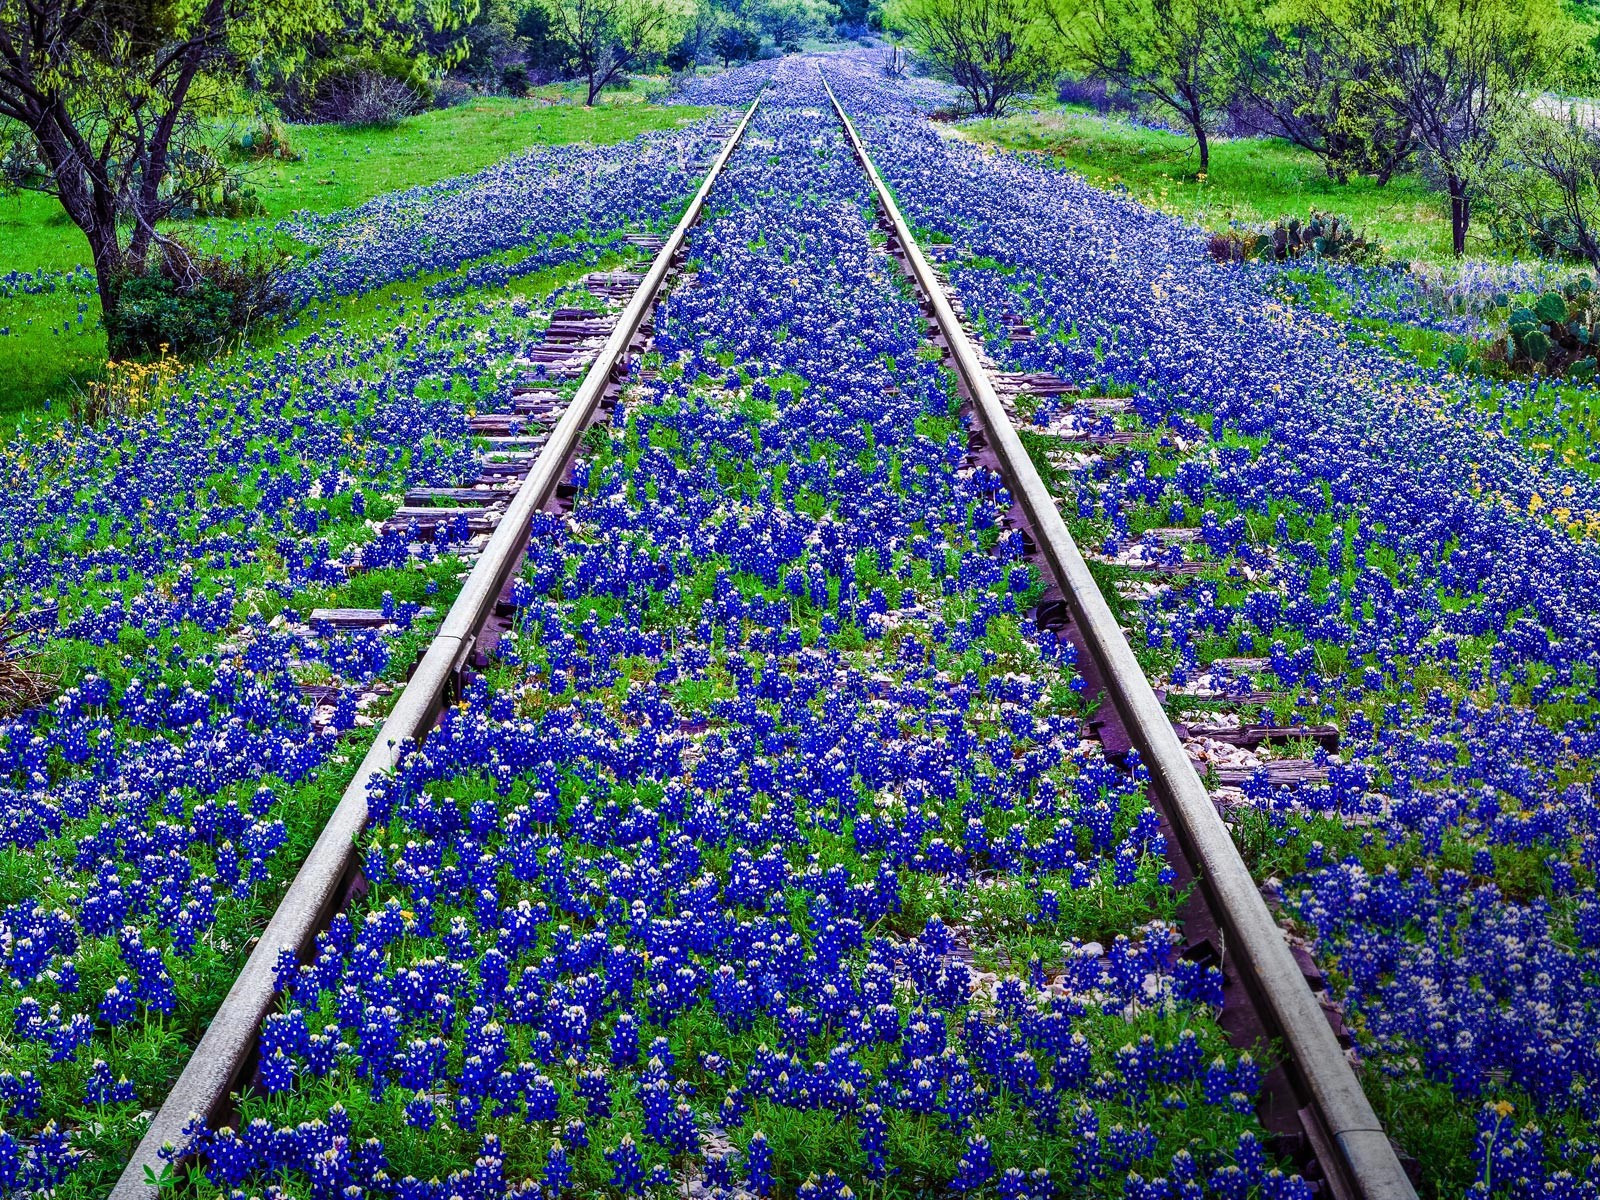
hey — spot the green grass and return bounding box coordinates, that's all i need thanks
[959,102,1456,263]
[0,93,711,417]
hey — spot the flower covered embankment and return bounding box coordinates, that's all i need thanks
[0,119,726,1192]
[182,67,1309,1200]
[831,66,1600,1193]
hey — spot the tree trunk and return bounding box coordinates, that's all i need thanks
[30,113,130,348]
[1447,174,1469,256]
[587,70,601,104]
[1195,123,1209,173]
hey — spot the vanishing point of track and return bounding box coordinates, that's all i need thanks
[113,78,1416,1200]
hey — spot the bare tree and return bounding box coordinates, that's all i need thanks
[887,0,1053,117]
[538,0,692,103]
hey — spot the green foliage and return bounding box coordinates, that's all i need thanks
[711,14,763,62]
[1489,276,1600,378]
[514,0,574,76]
[0,96,712,418]
[1239,6,1416,184]
[1481,109,1600,271]
[535,0,694,103]
[746,0,839,48]
[1335,0,1577,253]
[1047,0,1252,170]
[884,0,1054,116]
[108,244,288,360]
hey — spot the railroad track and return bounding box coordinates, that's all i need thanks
[819,72,1417,1200]
[110,95,764,1200]
[112,81,1413,1199]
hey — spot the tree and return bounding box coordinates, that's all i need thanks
[515,0,572,79]
[1051,0,1253,173]
[885,0,1054,117]
[1235,7,1414,184]
[1483,108,1600,271]
[710,15,760,64]
[665,0,718,69]
[1344,0,1573,254]
[747,0,835,49]
[536,0,691,103]
[0,0,468,352]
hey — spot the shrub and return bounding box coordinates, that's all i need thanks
[1209,211,1379,265]
[434,78,477,108]
[1488,277,1600,380]
[501,63,530,95]
[316,71,427,127]
[231,117,299,162]
[1057,74,1120,110]
[276,50,433,124]
[107,240,288,360]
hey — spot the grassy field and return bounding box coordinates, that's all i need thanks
[960,103,1457,263]
[0,93,710,416]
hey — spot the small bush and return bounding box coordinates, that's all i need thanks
[1057,74,1113,110]
[316,71,427,127]
[232,118,299,162]
[1489,277,1600,380]
[501,63,531,96]
[276,51,433,124]
[434,78,478,109]
[1209,211,1380,265]
[107,240,288,361]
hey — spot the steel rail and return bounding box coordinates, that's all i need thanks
[110,93,764,1200]
[820,73,1416,1200]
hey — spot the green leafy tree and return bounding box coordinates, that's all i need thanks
[748,0,835,49]
[1236,6,1414,184]
[515,0,572,77]
[885,0,1054,116]
[1482,108,1600,270]
[666,0,718,68]
[1051,0,1254,172]
[710,14,761,63]
[1344,0,1574,254]
[536,0,691,103]
[0,0,471,348]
